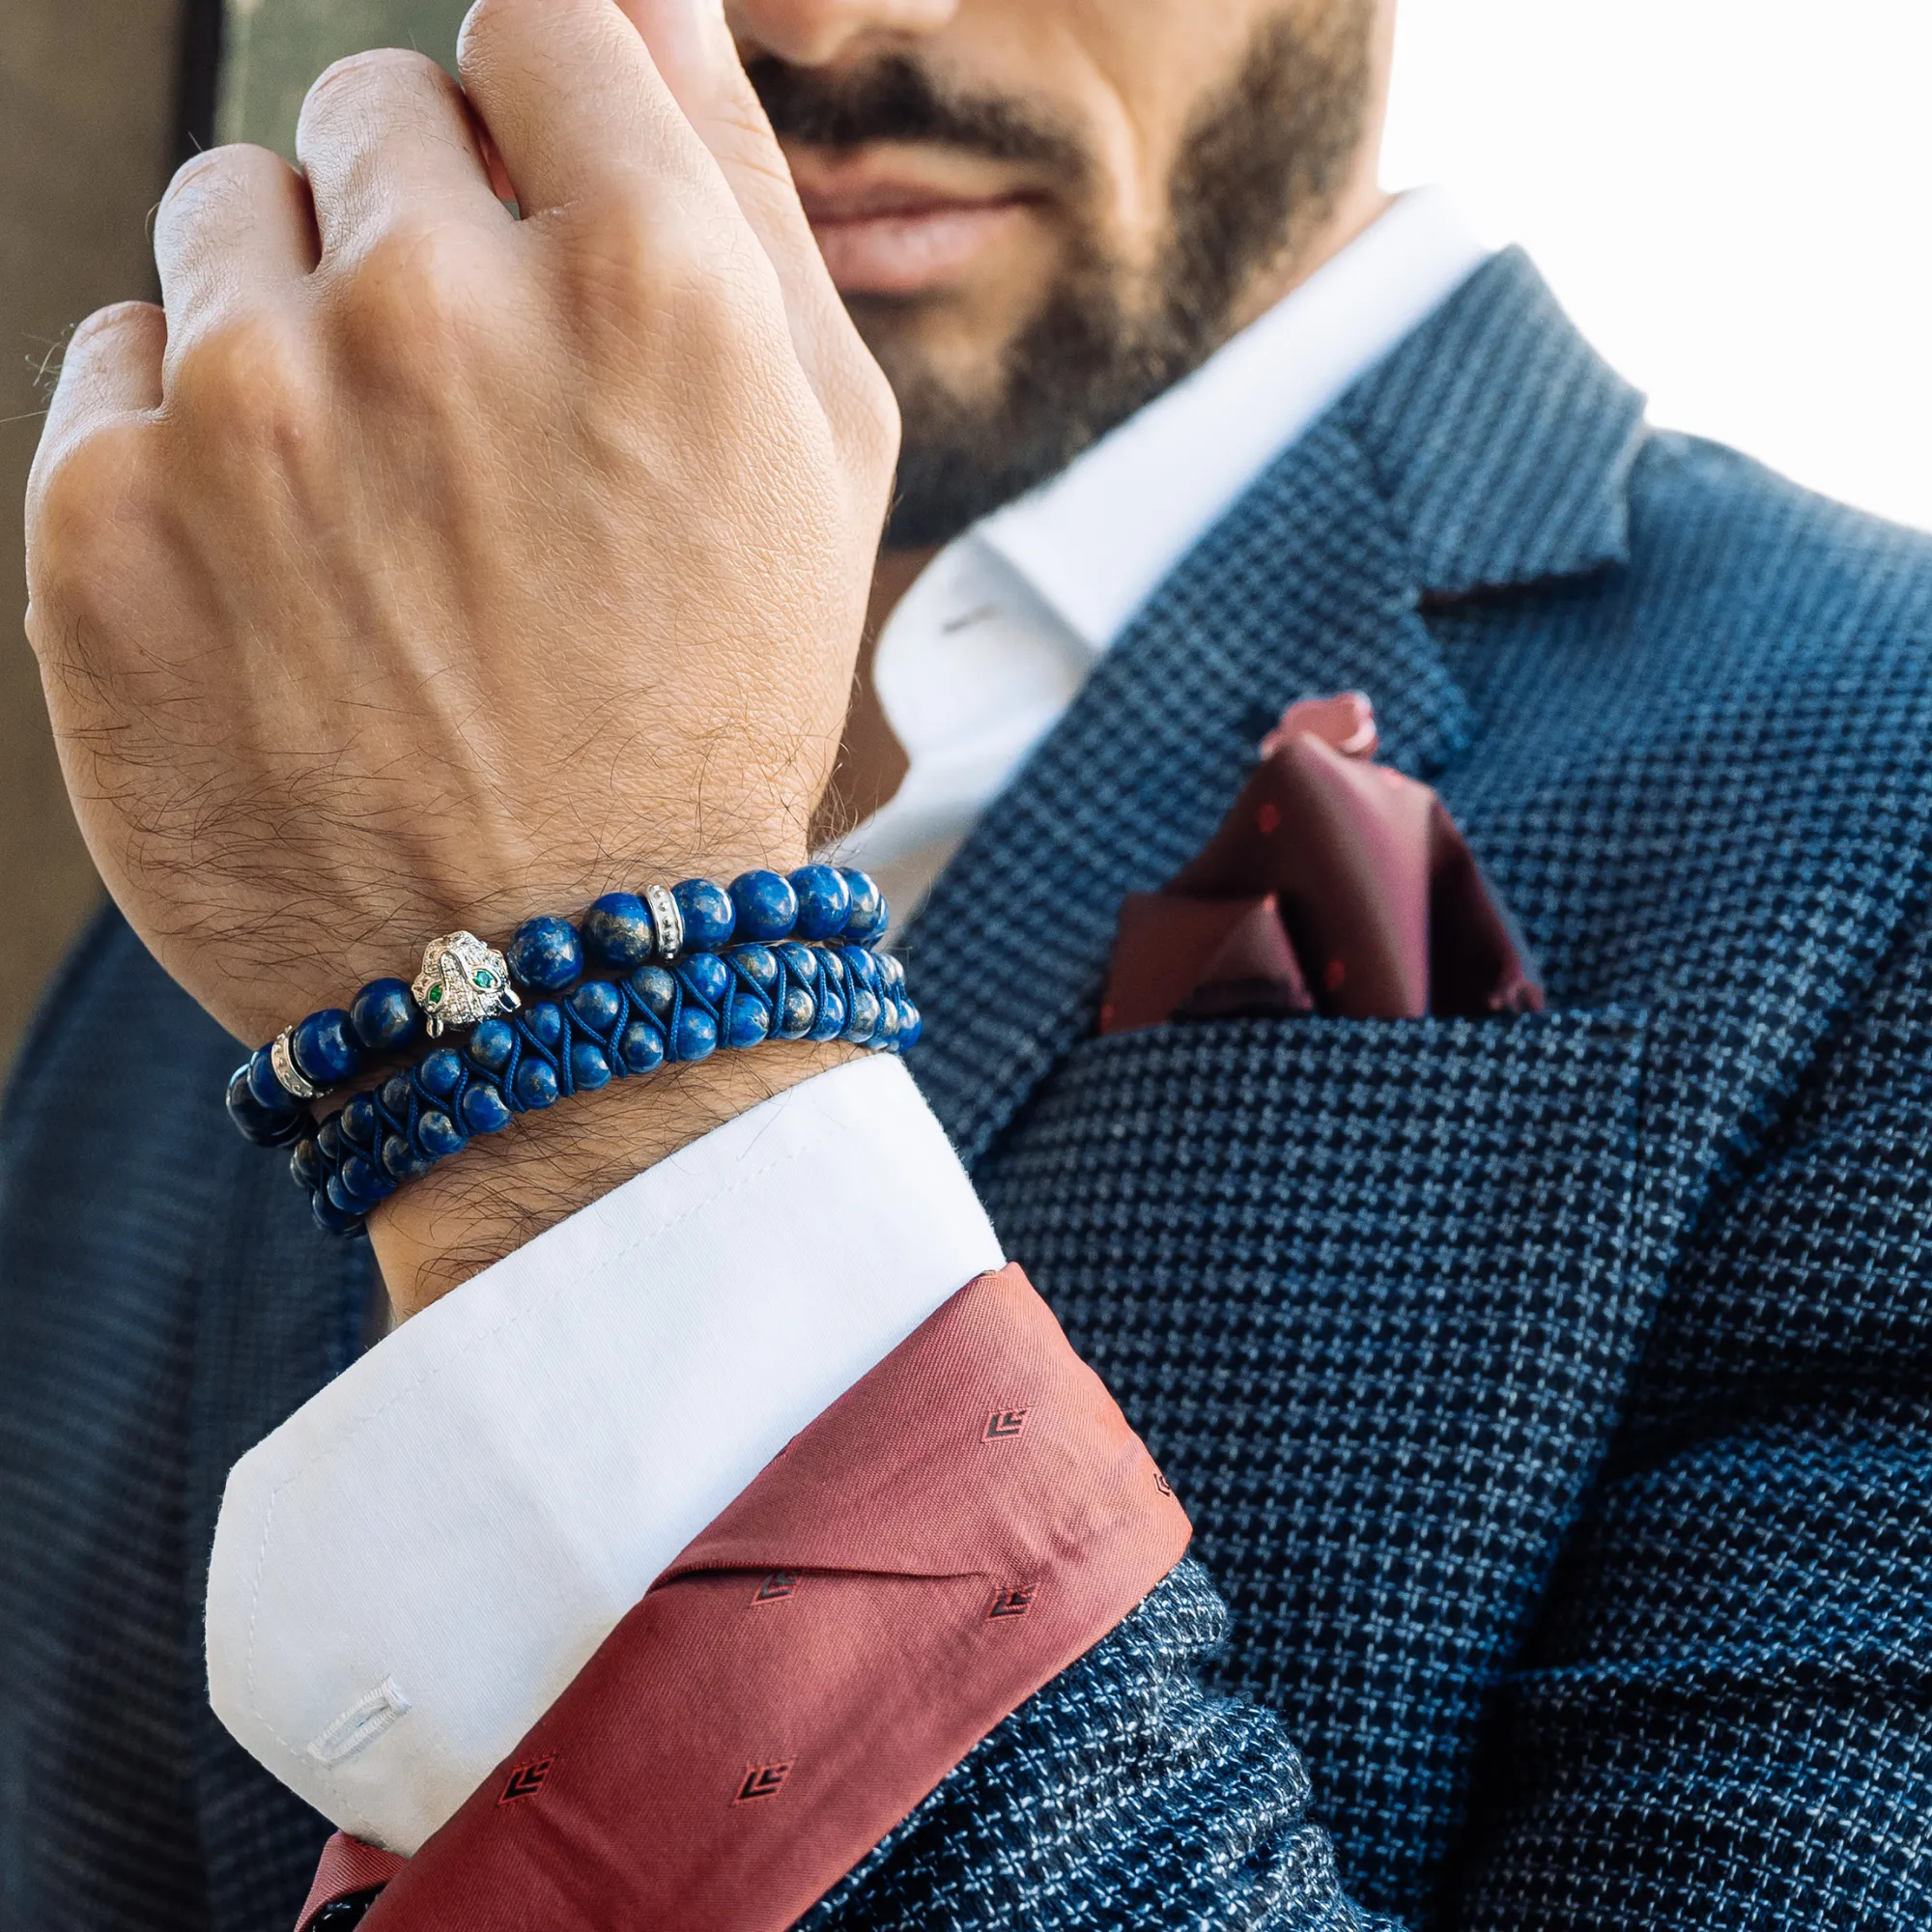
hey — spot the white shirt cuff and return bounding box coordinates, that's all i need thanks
[206,1055,1003,1855]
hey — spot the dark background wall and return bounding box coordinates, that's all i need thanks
[0,0,464,1075]
[0,0,182,1073]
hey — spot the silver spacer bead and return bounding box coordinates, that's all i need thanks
[270,1027,321,1102]
[645,882,684,960]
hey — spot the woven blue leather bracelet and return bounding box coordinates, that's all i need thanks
[292,937,915,1236]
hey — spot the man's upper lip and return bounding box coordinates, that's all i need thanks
[796,182,1020,223]
[786,149,1037,225]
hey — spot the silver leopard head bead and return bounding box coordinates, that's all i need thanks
[411,931,522,1037]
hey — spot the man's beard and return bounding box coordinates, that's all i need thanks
[750,5,1378,548]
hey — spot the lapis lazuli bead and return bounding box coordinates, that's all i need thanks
[788,865,850,942]
[839,945,880,993]
[845,986,881,1044]
[468,1019,517,1075]
[462,1083,513,1134]
[724,996,771,1050]
[351,978,421,1056]
[507,916,583,993]
[294,1009,363,1088]
[229,1064,302,1147]
[628,965,677,1022]
[875,952,906,997]
[570,1041,613,1091]
[316,1115,343,1162]
[678,952,731,1009]
[776,984,816,1039]
[583,892,657,970]
[290,1137,323,1192]
[671,876,735,950]
[897,1000,923,1048]
[418,1046,467,1098]
[311,1191,363,1236]
[417,1110,466,1159]
[524,1002,564,1052]
[810,985,846,1042]
[341,1094,380,1151]
[570,980,624,1033]
[246,1046,289,1114]
[777,941,819,983]
[839,870,888,945]
[383,1133,434,1182]
[618,1019,666,1074]
[337,1151,387,1208]
[674,1008,718,1062]
[729,943,779,993]
[227,1059,288,1128]
[729,870,798,945]
[380,1071,412,1118]
[515,1058,560,1110]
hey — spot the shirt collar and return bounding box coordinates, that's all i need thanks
[971,187,1492,650]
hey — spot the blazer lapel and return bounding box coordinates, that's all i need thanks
[904,249,1647,1167]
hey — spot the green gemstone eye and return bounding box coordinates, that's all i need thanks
[474,970,495,989]
[426,984,443,1005]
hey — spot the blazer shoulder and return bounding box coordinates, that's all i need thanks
[0,906,243,1275]
[1623,428,1932,648]
[1,906,229,1145]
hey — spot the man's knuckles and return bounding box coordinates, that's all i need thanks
[154,144,310,283]
[158,142,293,223]
[323,218,511,381]
[300,43,463,129]
[298,48,489,223]
[163,307,322,451]
[26,418,163,613]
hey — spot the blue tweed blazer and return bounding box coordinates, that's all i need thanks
[3,250,1930,1930]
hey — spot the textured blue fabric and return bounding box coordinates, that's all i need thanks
[3,249,1930,1929]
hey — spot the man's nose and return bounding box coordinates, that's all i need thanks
[727,0,960,69]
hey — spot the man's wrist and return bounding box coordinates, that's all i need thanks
[368,1039,866,1322]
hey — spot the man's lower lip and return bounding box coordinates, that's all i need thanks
[808,201,1029,296]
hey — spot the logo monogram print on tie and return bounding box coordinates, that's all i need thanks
[497,1755,554,1804]
[1152,1465,1174,1497]
[753,1571,799,1604]
[988,1583,1037,1621]
[734,1761,793,1804]
[983,1407,1030,1441]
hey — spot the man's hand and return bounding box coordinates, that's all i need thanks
[22,0,898,1310]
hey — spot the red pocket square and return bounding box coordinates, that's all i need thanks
[1100,694,1542,1033]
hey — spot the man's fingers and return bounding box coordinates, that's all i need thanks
[34,303,165,477]
[297,48,505,259]
[611,0,871,400]
[459,0,894,463]
[457,0,712,219]
[26,303,165,657]
[153,145,317,337]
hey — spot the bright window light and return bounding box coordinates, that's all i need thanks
[1383,0,1932,532]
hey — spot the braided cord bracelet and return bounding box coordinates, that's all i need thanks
[296,939,915,1236]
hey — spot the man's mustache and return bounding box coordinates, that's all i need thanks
[746,52,1087,177]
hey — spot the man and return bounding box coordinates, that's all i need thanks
[3,0,1929,1923]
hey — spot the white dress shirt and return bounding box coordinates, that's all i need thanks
[207,189,1491,1855]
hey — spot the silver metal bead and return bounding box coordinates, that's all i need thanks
[645,882,684,961]
[270,1027,321,1101]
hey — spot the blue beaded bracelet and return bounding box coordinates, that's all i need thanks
[227,867,891,1146]
[293,939,916,1236]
